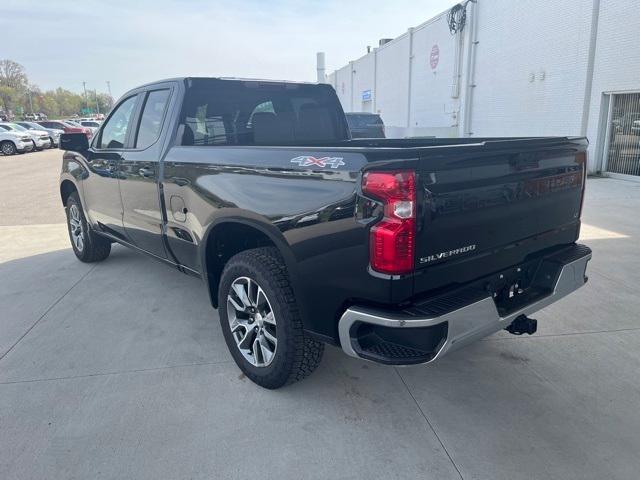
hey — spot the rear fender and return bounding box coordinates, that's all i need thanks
[199,212,305,315]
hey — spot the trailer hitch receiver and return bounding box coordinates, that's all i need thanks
[505,314,538,335]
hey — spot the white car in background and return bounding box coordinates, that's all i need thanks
[79,120,101,132]
[65,119,100,136]
[0,122,51,151]
[15,121,63,147]
[0,127,34,155]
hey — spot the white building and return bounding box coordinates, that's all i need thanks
[325,0,640,178]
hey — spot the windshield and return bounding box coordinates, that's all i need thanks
[9,123,28,132]
[63,121,81,127]
[346,114,383,128]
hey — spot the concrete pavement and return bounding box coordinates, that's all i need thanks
[1,149,639,479]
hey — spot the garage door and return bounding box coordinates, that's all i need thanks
[605,93,640,177]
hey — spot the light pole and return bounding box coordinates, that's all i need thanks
[106,80,112,98]
[82,81,88,113]
[27,89,34,114]
[94,90,100,115]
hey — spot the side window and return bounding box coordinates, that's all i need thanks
[247,101,274,128]
[135,89,171,149]
[98,95,137,149]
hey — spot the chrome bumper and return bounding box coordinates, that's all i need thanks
[339,248,591,365]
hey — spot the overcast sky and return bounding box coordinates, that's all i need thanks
[3,0,458,99]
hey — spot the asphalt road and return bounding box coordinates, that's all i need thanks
[1,148,639,479]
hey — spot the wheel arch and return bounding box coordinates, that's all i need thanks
[201,217,298,309]
[60,178,79,207]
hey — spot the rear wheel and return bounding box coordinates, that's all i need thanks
[65,192,111,262]
[1,141,16,155]
[218,247,324,389]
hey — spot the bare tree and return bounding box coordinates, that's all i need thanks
[0,59,28,90]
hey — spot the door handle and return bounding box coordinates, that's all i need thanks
[138,167,155,178]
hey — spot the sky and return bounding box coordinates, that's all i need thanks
[2,0,458,99]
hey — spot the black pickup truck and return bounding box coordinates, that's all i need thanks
[59,77,591,389]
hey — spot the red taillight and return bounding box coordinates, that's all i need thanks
[362,171,416,275]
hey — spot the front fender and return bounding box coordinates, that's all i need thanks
[59,151,89,207]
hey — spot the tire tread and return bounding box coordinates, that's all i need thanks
[66,192,111,263]
[220,247,324,388]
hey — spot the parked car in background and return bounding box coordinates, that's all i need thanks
[0,122,51,150]
[76,120,101,135]
[345,112,385,138]
[613,112,640,134]
[38,120,92,138]
[16,121,63,147]
[63,120,95,137]
[0,126,33,155]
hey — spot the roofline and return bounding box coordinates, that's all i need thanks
[118,76,322,100]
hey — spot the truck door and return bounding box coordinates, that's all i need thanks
[119,88,173,259]
[82,94,138,240]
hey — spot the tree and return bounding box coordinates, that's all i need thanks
[0,85,19,114]
[0,59,110,118]
[0,59,28,90]
[84,89,114,114]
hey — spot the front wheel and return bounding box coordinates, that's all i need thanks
[65,192,111,262]
[1,141,16,155]
[218,247,324,389]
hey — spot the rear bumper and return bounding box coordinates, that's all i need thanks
[338,244,591,365]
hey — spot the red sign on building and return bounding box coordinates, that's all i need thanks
[430,44,440,70]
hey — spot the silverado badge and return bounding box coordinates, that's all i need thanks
[420,244,477,264]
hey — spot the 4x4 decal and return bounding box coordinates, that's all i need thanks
[290,156,345,169]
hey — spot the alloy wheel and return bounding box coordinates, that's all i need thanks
[227,276,277,367]
[68,204,84,252]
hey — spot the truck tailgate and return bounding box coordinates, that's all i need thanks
[413,138,586,293]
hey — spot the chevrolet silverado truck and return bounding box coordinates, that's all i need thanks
[59,77,591,389]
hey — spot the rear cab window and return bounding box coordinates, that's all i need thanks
[179,79,349,146]
[134,89,171,149]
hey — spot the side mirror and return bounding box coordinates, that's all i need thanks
[60,133,89,152]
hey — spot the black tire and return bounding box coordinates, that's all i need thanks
[1,141,16,155]
[218,247,324,389]
[48,137,56,148]
[65,192,111,262]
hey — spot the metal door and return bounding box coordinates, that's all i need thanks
[604,93,640,177]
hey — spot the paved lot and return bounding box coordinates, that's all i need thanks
[1,148,639,480]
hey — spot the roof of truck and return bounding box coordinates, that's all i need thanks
[126,76,320,92]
